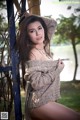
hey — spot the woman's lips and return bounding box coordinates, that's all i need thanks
[36,37,42,40]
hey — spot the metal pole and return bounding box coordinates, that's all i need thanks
[6,0,22,120]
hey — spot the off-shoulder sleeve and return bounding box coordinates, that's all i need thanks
[25,66,60,90]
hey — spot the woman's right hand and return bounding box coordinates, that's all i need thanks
[57,59,64,71]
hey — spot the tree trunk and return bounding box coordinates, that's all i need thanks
[71,38,78,81]
[13,0,21,12]
[27,0,41,15]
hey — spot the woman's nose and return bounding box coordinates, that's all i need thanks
[36,30,39,36]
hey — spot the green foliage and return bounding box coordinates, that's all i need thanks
[0,0,6,9]
[53,14,80,45]
[0,0,7,30]
[51,34,70,45]
[0,0,10,65]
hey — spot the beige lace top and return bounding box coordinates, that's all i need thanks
[24,60,63,109]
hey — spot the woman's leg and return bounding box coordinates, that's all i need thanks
[30,102,80,120]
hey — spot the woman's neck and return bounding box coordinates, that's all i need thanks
[33,43,44,50]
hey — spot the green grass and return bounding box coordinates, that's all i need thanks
[58,81,80,112]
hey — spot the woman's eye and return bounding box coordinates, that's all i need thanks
[38,27,42,30]
[29,30,34,33]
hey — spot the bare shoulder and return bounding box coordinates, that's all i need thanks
[29,48,42,60]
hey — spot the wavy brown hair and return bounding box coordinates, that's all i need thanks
[17,15,51,63]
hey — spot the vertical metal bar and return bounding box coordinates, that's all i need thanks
[6,0,22,120]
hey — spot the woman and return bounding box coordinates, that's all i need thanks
[18,14,80,120]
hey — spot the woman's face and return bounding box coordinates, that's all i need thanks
[27,21,45,45]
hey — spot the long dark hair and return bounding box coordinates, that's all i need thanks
[17,15,50,63]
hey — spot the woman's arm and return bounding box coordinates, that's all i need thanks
[24,65,61,90]
[42,17,57,40]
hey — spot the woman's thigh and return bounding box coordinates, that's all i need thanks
[30,102,80,120]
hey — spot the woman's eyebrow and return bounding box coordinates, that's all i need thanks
[28,25,42,30]
[28,28,35,31]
